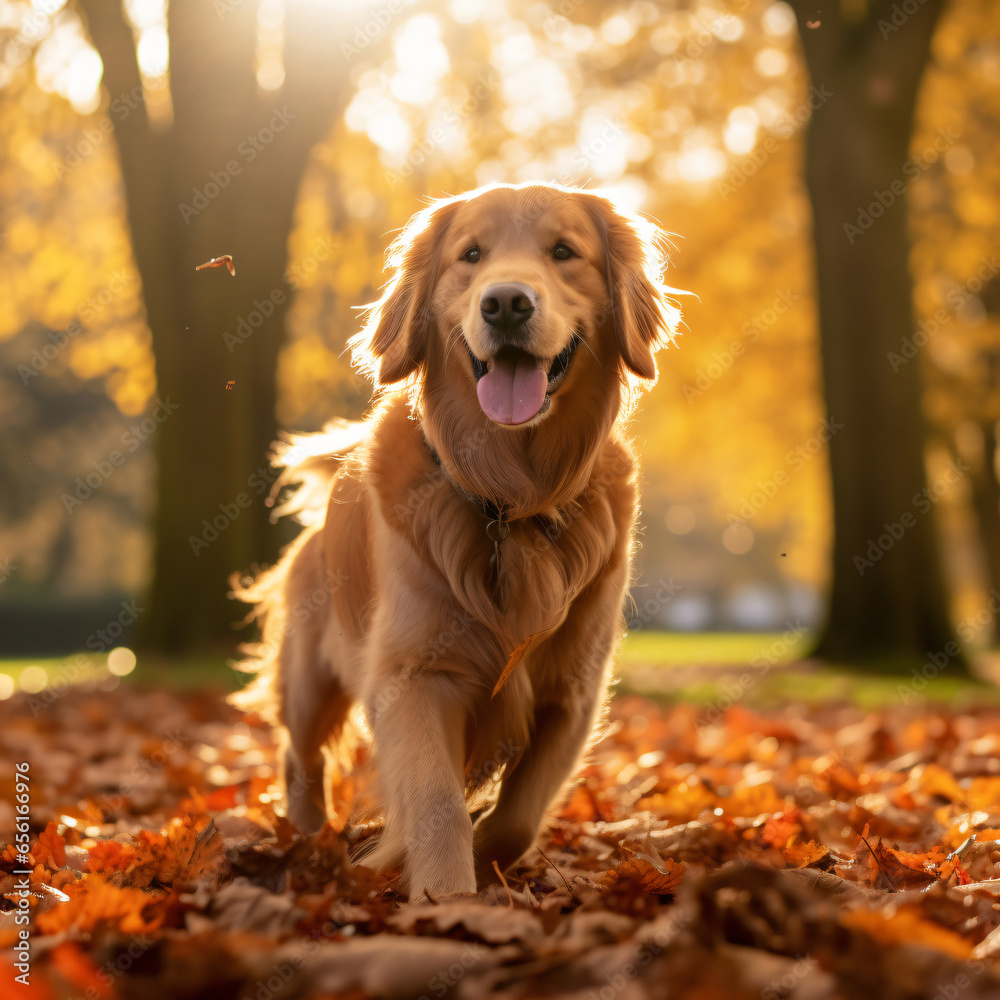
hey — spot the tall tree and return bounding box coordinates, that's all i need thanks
[78,0,352,650]
[790,0,965,669]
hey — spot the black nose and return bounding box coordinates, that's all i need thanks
[480,283,536,333]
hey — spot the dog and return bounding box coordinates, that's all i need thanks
[232,181,680,899]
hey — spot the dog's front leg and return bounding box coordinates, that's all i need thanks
[474,570,626,884]
[473,699,599,883]
[367,671,475,900]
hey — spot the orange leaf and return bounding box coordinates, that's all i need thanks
[492,631,546,698]
[781,839,829,868]
[914,763,966,805]
[32,822,66,869]
[762,808,803,848]
[50,942,113,999]
[0,958,54,999]
[35,874,165,936]
[841,904,972,960]
[967,777,1000,812]
[610,857,685,895]
[86,839,137,875]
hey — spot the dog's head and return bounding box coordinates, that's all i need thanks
[353,182,679,429]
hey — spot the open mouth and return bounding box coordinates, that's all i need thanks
[467,336,580,426]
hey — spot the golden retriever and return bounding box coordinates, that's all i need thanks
[232,181,680,899]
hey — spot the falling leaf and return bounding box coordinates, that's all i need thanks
[195,254,236,276]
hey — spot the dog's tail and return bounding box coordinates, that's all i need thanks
[229,419,369,720]
[265,418,370,526]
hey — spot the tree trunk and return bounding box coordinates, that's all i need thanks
[967,421,1000,622]
[79,1,350,651]
[791,0,966,670]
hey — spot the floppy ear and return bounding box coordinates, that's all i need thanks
[587,195,677,380]
[352,199,458,386]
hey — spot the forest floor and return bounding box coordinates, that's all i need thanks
[3,650,1000,999]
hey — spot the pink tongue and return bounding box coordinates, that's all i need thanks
[476,355,548,425]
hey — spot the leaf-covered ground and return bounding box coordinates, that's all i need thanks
[3,679,1000,999]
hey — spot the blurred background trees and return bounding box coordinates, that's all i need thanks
[1,0,998,670]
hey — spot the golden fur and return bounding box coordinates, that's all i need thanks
[232,182,680,899]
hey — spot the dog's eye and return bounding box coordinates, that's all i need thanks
[552,243,574,261]
[463,247,482,263]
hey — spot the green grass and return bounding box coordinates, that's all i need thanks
[2,632,998,710]
[621,629,812,668]
[617,631,1000,709]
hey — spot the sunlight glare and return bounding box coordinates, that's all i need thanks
[501,56,572,131]
[124,0,166,31]
[256,0,285,92]
[393,14,449,79]
[665,505,696,535]
[0,674,13,700]
[600,14,636,46]
[31,0,69,14]
[19,665,47,694]
[723,524,755,555]
[578,111,627,179]
[599,177,646,213]
[676,145,728,183]
[724,106,759,155]
[66,46,103,114]
[493,27,535,71]
[763,2,797,36]
[754,47,789,78]
[367,105,413,154]
[714,14,744,43]
[449,0,490,24]
[33,10,103,113]
[107,647,137,677]
[257,56,285,91]
[389,72,435,105]
[136,25,169,78]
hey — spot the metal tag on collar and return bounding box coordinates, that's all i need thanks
[487,513,509,568]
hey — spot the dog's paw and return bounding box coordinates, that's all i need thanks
[473,817,535,885]
[286,794,327,835]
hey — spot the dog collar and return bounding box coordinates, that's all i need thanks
[422,434,510,564]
